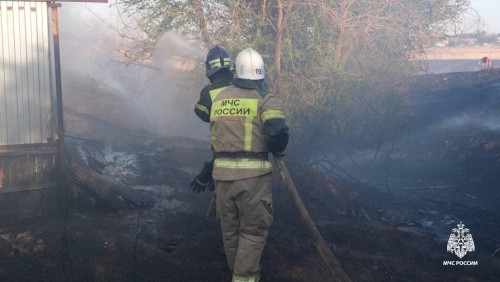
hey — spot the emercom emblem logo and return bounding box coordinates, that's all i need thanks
[447,222,475,259]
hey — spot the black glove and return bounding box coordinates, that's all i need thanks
[190,177,207,193]
[190,161,214,193]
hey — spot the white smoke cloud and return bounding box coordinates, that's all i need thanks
[58,2,210,139]
[439,114,500,132]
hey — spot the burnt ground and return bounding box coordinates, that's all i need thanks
[0,134,498,282]
[1,70,500,281]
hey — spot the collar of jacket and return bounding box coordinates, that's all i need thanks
[232,78,269,98]
[209,69,233,84]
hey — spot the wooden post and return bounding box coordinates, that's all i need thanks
[274,154,351,282]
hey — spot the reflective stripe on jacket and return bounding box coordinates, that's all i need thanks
[194,71,233,123]
[210,84,286,181]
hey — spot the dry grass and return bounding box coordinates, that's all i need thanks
[425,45,500,60]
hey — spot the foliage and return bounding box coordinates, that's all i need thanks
[116,0,474,161]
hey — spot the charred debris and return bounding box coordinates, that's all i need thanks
[1,69,499,281]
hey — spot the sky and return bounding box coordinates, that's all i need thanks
[63,0,500,33]
[65,0,500,34]
[471,0,500,34]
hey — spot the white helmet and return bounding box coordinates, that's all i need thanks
[234,48,265,80]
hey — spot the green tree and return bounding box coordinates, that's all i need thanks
[117,0,474,164]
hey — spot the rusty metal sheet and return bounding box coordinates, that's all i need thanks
[0,146,59,218]
[0,147,57,191]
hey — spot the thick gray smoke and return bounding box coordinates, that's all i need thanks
[58,2,209,140]
[139,32,208,139]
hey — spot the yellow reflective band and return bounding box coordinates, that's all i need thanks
[195,177,207,186]
[211,127,217,150]
[211,61,231,67]
[261,109,285,123]
[214,159,272,170]
[210,87,227,101]
[195,103,209,115]
[244,116,253,151]
[209,59,231,67]
[232,274,256,282]
[211,98,258,120]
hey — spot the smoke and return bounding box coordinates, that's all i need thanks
[436,83,500,133]
[153,32,205,65]
[136,32,209,139]
[58,2,210,140]
[438,114,500,133]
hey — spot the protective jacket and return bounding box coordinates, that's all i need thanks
[194,69,233,123]
[210,78,289,181]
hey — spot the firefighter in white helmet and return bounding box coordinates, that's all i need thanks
[211,48,289,282]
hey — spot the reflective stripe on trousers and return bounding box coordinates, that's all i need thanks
[216,174,272,282]
[233,274,256,282]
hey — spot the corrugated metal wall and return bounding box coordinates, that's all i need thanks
[0,1,55,146]
[0,1,59,219]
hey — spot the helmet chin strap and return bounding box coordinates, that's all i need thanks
[218,46,224,68]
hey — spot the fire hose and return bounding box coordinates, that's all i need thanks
[273,154,351,282]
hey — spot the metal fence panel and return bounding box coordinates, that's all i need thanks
[0,146,59,218]
[0,1,54,145]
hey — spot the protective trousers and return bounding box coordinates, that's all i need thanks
[215,173,273,282]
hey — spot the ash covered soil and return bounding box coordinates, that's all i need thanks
[1,70,500,281]
[0,135,498,282]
